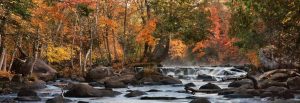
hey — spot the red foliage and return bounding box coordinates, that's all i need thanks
[193,5,240,65]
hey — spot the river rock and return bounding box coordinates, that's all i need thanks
[234,89,260,96]
[88,82,104,87]
[118,74,136,84]
[287,76,300,90]
[11,59,57,81]
[264,86,288,94]
[260,91,273,98]
[147,89,162,92]
[0,77,11,81]
[197,74,216,81]
[185,83,196,87]
[125,90,147,97]
[189,97,211,103]
[11,74,23,82]
[228,79,253,88]
[140,96,178,100]
[46,95,72,103]
[78,101,89,103]
[278,90,294,99]
[15,89,41,101]
[24,80,47,90]
[159,76,182,85]
[199,83,221,89]
[259,80,287,89]
[104,80,127,88]
[1,98,16,103]
[85,66,113,82]
[218,89,235,95]
[64,84,121,97]
[224,94,254,98]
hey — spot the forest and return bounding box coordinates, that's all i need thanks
[0,0,299,103]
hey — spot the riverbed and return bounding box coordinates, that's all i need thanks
[1,79,300,103]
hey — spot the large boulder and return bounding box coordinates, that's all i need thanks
[264,86,288,94]
[85,66,113,82]
[199,83,221,89]
[24,80,47,90]
[64,84,121,97]
[262,86,294,99]
[104,80,127,88]
[159,76,182,85]
[11,58,57,81]
[259,80,287,89]
[228,79,253,88]
[197,74,217,81]
[14,89,41,101]
[287,76,300,90]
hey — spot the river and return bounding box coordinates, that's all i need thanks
[1,67,300,103]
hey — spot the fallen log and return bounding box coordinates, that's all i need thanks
[258,69,300,81]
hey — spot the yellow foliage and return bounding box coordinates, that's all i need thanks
[169,39,188,59]
[59,67,82,78]
[43,44,74,63]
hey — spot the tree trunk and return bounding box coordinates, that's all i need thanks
[3,54,7,71]
[112,29,118,61]
[122,0,128,66]
[0,48,6,71]
[83,49,91,76]
[105,26,112,65]
[30,28,40,76]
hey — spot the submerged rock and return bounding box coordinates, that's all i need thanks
[14,89,41,101]
[1,98,17,103]
[46,95,72,103]
[125,90,147,97]
[185,83,196,87]
[147,89,162,92]
[199,83,221,89]
[64,84,121,97]
[224,94,254,98]
[189,97,211,103]
[140,96,178,100]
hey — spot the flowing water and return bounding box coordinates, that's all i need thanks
[1,67,300,103]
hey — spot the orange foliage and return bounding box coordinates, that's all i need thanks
[0,71,14,78]
[193,5,240,65]
[246,51,261,67]
[136,18,157,46]
[99,16,119,29]
[169,39,188,59]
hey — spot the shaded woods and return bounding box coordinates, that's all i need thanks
[0,0,299,78]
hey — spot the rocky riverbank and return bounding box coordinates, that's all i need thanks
[1,65,300,103]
